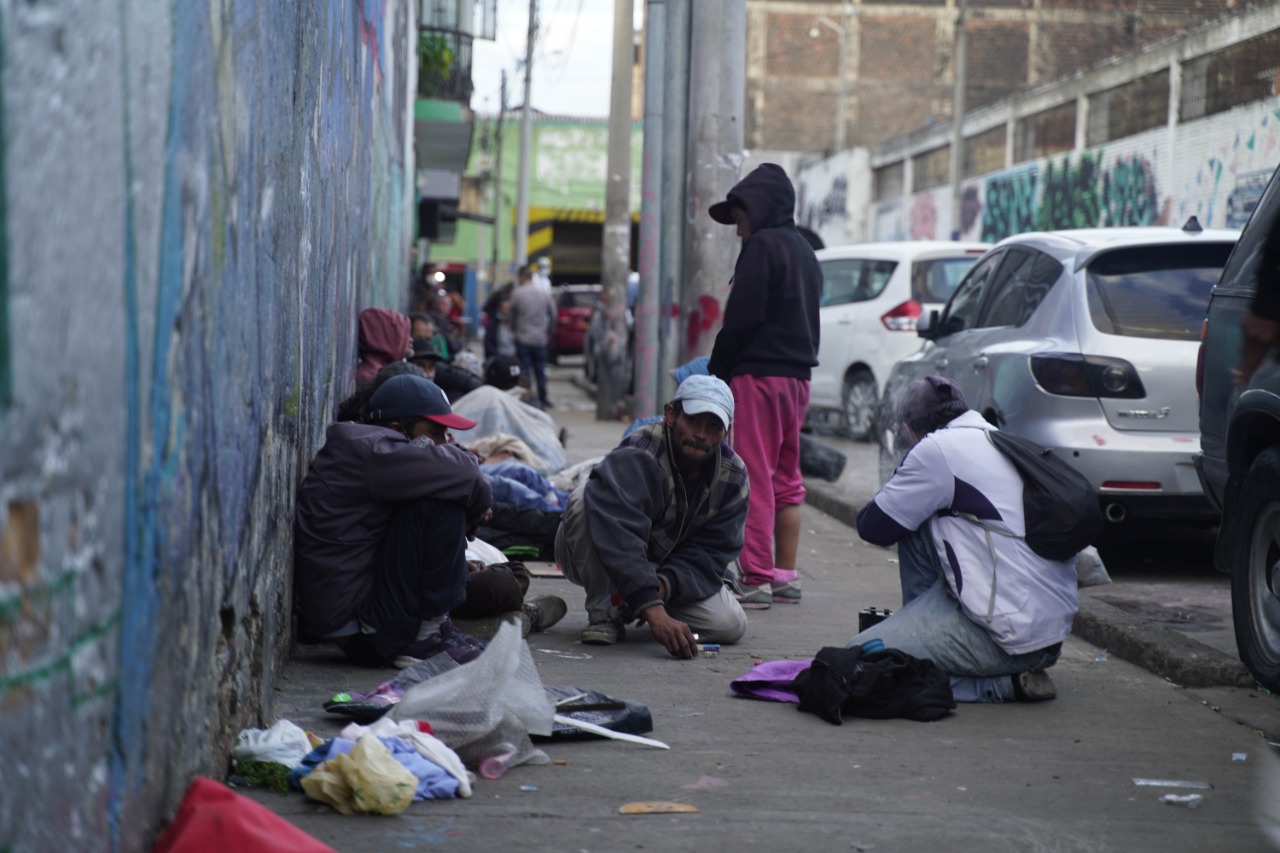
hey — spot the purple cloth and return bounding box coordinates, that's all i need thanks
[729,659,813,703]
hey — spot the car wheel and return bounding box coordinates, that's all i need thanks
[1231,447,1280,692]
[842,370,878,442]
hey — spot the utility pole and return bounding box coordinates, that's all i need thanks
[597,0,635,420]
[515,0,536,265]
[680,0,745,364]
[949,0,968,239]
[634,0,665,421]
[658,0,690,405]
[490,71,507,286]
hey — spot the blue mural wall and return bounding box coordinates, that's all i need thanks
[0,1,415,850]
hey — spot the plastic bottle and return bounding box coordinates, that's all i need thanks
[479,742,519,780]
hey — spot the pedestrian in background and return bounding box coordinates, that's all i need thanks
[483,283,517,361]
[508,264,556,410]
[707,163,822,610]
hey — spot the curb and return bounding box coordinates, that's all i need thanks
[803,479,1254,689]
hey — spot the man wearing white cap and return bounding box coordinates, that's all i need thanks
[294,374,495,668]
[555,375,751,657]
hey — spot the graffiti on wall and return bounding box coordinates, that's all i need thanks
[869,99,1280,244]
[0,1,413,851]
[982,168,1037,243]
[910,192,937,240]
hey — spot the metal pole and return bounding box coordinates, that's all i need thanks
[835,11,847,151]
[634,0,665,420]
[659,0,690,405]
[491,72,507,284]
[515,0,536,265]
[949,0,967,240]
[598,0,635,420]
[681,0,745,363]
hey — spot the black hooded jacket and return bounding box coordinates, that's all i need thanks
[707,164,821,381]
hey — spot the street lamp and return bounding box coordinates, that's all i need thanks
[809,11,848,152]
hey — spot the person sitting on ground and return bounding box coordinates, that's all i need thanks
[411,335,481,402]
[294,374,496,668]
[849,376,1077,702]
[555,374,750,658]
[356,307,413,385]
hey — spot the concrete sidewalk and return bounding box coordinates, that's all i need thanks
[244,363,1280,851]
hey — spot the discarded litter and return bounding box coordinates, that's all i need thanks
[330,693,353,704]
[537,649,594,660]
[479,742,519,781]
[519,785,539,793]
[1132,778,1214,790]
[1159,793,1204,808]
[1233,753,1248,762]
[1096,649,1109,662]
[617,801,699,815]
[552,759,568,766]
[697,643,720,659]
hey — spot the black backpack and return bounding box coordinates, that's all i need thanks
[790,645,955,724]
[985,429,1103,561]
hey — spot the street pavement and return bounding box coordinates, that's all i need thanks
[245,361,1280,852]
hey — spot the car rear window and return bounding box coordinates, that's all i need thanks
[911,256,982,303]
[819,259,897,306]
[1085,243,1235,341]
[560,289,601,309]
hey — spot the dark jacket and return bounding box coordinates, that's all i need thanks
[707,163,822,381]
[575,421,749,614]
[294,422,492,637]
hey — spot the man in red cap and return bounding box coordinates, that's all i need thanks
[294,374,495,667]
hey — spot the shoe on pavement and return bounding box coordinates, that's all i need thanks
[772,581,802,603]
[393,619,488,669]
[581,620,625,645]
[735,583,773,610]
[523,594,568,633]
[1013,670,1057,701]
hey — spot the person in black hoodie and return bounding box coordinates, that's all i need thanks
[707,163,822,611]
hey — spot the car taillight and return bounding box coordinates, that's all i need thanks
[881,300,922,331]
[1195,319,1207,397]
[1030,353,1146,399]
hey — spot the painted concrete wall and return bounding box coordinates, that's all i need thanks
[862,98,1280,244]
[0,1,415,850]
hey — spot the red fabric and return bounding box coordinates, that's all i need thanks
[357,307,412,385]
[153,777,338,853]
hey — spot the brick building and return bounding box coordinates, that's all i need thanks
[746,0,1243,154]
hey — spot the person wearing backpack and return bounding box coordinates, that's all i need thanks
[850,376,1078,702]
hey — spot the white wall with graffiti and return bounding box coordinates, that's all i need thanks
[796,148,871,249]
[858,96,1280,245]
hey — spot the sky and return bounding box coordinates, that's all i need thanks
[469,0,641,118]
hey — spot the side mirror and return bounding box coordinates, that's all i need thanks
[918,309,940,340]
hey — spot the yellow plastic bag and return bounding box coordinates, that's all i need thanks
[300,736,417,815]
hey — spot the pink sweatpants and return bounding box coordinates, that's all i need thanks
[729,375,809,587]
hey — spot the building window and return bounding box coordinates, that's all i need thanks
[963,125,1006,178]
[1181,29,1280,122]
[912,146,950,192]
[1014,101,1076,163]
[1086,69,1169,147]
[874,161,905,201]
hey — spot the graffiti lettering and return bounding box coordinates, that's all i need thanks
[1037,153,1101,231]
[1103,154,1158,226]
[982,169,1037,243]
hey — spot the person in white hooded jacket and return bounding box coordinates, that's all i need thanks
[849,376,1078,702]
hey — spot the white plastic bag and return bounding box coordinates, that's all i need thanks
[390,621,554,769]
[1075,545,1112,588]
[232,719,313,769]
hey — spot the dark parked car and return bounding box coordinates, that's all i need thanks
[1197,164,1280,691]
[549,284,602,364]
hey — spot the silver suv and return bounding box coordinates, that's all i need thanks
[1196,164,1280,691]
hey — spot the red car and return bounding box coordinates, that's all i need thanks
[549,284,602,363]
